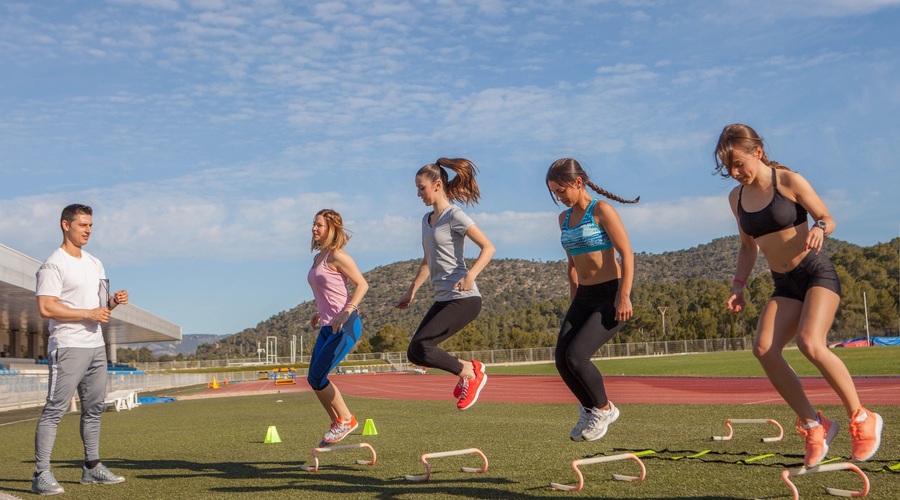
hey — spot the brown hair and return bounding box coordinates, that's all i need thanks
[714,123,793,178]
[416,158,481,206]
[310,209,350,252]
[545,158,639,204]
[61,204,92,224]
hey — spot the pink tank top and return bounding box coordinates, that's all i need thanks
[307,251,350,326]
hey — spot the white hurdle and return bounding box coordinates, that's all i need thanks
[299,443,377,472]
[780,462,870,500]
[404,448,488,482]
[712,418,784,443]
[550,453,647,492]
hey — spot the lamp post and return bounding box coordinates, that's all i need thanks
[658,307,667,340]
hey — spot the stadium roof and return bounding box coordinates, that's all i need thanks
[1,242,181,345]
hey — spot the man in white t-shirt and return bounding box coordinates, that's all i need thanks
[32,204,129,496]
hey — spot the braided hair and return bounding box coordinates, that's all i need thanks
[311,208,351,252]
[546,158,639,204]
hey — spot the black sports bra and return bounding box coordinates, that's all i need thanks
[738,168,808,239]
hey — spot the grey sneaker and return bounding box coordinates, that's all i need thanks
[581,402,620,442]
[570,406,592,441]
[81,463,125,485]
[31,470,65,496]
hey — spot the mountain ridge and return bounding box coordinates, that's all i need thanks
[189,235,897,358]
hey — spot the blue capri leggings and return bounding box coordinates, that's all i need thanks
[307,311,361,391]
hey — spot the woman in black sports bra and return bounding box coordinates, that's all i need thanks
[714,123,882,468]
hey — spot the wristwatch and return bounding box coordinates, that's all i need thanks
[814,220,827,233]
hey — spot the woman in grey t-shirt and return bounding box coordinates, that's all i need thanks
[395,158,495,411]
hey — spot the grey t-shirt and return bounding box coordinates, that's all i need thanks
[422,205,481,302]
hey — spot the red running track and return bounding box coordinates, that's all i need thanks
[198,373,900,406]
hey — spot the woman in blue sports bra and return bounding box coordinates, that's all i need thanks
[546,158,639,442]
[715,123,882,468]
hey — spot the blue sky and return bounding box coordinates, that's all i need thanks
[1,0,898,337]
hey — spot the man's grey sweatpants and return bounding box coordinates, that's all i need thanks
[35,346,108,472]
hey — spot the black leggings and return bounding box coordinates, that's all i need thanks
[407,297,482,375]
[555,280,624,409]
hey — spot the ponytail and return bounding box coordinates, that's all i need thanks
[417,158,481,206]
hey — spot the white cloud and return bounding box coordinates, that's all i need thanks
[622,196,736,251]
[757,52,851,71]
[471,210,560,247]
[725,0,900,18]
[187,0,226,9]
[2,0,898,335]
[197,12,247,27]
[109,0,181,11]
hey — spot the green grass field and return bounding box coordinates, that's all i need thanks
[488,347,900,377]
[0,348,897,499]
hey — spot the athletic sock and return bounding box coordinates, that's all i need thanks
[802,420,821,430]
[85,460,100,469]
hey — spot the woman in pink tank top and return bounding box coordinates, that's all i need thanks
[306,209,369,447]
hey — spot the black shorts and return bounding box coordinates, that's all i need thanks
[771,250,842,301]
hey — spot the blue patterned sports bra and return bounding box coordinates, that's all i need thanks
[561,199,613,255]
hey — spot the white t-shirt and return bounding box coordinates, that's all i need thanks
[35,247,107,351]
[421,204,481,302]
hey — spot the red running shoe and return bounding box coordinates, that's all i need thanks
[454,360,485,398]
[456,360,487,410]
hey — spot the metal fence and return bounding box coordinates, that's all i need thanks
[2,337,754,411]
[133,336,755,372]
[0,372,220,411]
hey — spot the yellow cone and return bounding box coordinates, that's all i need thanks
[264,425,282,444]
[211,377,219,389]
[362,418,377,436]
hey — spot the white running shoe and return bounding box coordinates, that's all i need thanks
[581,402,620,442]
[570,406,592,441]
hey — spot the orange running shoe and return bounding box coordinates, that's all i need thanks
[320,415,358,447]
[849,407,883,462]
[795,412,839,467]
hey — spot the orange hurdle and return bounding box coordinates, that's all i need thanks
[781,462,870,500]
[299,443,376,473]
[404,448,488,482]
[550,452,646,492]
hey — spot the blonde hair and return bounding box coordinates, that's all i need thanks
[310,209,350,252]
[714,123,793,178]
[417,157,481,206]
[546,158,639,204]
